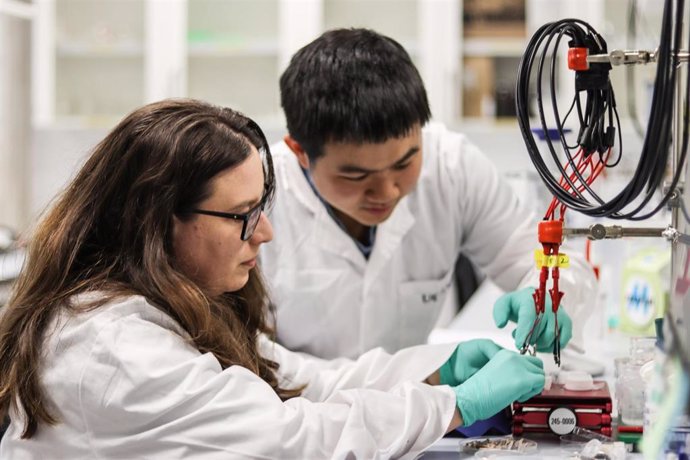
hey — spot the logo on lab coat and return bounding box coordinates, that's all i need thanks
[421,293,438,303]
[420,278,452,303]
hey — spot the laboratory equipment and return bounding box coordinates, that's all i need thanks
[619,248,671,335]
[515,0,689,453]
[512,380,613,437]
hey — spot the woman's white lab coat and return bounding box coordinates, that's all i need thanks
[0,295,456,459]
[261,123,596,359]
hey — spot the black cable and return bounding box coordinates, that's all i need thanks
[515,0,688,220]
[625,0,688,221]
[516,19,617,215]
[561,96,580,150]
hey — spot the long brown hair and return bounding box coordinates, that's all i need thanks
[0,99,298,438]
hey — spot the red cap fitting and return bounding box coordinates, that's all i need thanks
[538,220,563,244]
[568,47,589,71]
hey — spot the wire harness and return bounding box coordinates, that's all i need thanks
[516,4,689,221]
[515,0,690,366]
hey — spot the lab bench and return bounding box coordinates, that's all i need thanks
[421,432,643,459]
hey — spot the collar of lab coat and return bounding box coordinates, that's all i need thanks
[364,198,415,290]
[277,146,416,280]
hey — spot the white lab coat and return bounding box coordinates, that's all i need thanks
[0,294,457,460]
[261,123,597,359]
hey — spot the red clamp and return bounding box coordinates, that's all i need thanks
[534,221,564,313]
[529,220,568,365]
[568,47,589,71]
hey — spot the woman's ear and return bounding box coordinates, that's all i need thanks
[283,135,311,170]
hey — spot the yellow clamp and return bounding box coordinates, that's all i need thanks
[534,250,570,268]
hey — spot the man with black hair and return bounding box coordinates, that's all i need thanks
[260,28,596,360]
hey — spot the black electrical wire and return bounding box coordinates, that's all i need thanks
[625,0,689,221]
[515,0,689,220]
[516,19,618,215]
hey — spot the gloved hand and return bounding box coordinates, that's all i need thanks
[493,287,573,352]
[452,349,544,426]
[439,339,503,387]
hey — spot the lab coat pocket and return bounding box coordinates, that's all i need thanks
[398,271,454,346]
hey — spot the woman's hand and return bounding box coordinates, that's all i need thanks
[438,339,503,386]
[451,349,544,426]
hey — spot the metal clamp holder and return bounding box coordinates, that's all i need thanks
[563,224,667,240]
[562,224,690,245]
[587,49,689,66]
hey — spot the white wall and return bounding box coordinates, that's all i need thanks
[0,14,31,232]
[28,127,106,222]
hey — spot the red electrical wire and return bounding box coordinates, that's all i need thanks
[527,147,611,364]
[545,147,612,220]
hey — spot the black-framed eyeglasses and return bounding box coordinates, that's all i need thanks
[189,198,265,241]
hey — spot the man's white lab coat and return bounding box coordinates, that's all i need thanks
[0,295,456,459]
[261,123,596,359]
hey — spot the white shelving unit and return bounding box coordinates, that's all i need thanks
[54,0,144,125]
[324,0,419,53]
[32,0,318,132]
[31,0,632,133]
[26,0,655,228]
[1,0,33,230]
[186,0,280,120]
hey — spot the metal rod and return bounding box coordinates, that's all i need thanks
[563,224,667,240]
[586,49,690,65]
[672,60,682,232]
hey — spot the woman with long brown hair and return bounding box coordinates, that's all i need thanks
[0,99,543,458]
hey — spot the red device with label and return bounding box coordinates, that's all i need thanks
[512,381,613,437]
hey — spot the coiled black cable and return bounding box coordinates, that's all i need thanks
[516,0,689,221]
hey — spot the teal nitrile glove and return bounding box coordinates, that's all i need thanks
[492,287,573,352]
[452,349,545,426]
[439,339,503,386]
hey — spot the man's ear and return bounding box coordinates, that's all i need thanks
[284,135,311,170]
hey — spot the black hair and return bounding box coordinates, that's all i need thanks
[279,28,431,161]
